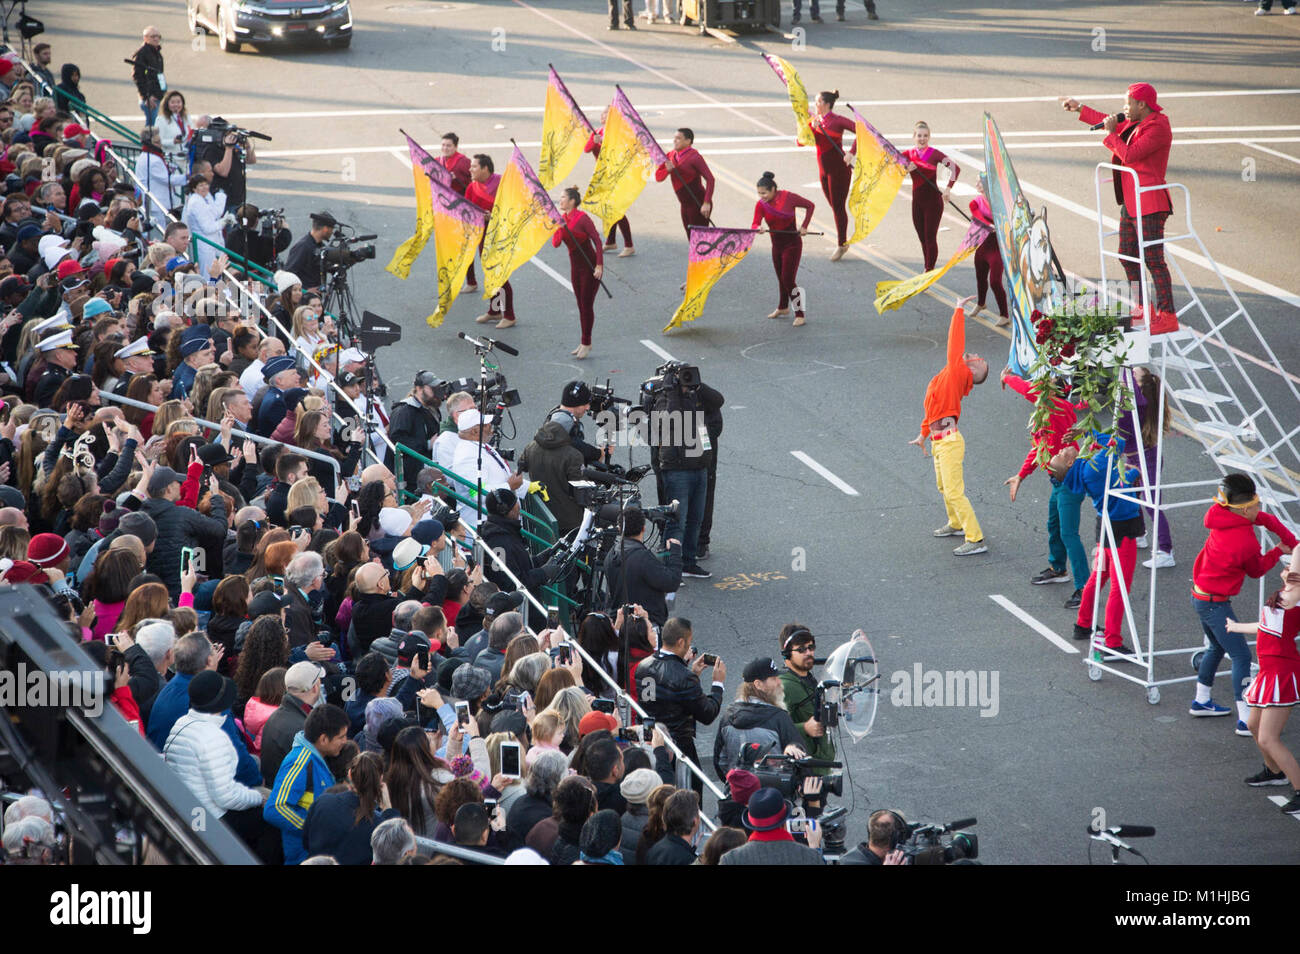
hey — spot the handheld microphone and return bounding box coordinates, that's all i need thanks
[1089,111,1125,131]
[1087,824,1155,838]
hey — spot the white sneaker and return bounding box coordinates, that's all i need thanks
[1255,7,1268,13]
[1135,534,1149,550]
[1143,550,1175,569]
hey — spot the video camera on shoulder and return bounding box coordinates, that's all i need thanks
[639,361,700,412]
[742,742,843,800]
[449,372,521,411]
[899,817,979,865]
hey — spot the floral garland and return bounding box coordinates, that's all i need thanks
[1027,297,1135,467]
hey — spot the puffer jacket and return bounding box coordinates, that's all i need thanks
[242,696,278,755]
[620,802,650,865]
[141,494,228,599]
[712,699,802,781]
[636,650,723,747]
[518,421,584,532]
[163,710,264,818]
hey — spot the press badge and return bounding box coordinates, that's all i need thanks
[698,425,712,453]
[158,72,167,91]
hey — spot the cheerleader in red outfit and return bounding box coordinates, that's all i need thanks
[465,153,517,329]
[654,128,715,235]
[586,108,634,256]
[439,132,476,290]
[969,177,1009,326]
[809,90,855,261]
[902,121,959,271]
[551,187,604,359]
[752,171,815,327]
[1234,548,1300,811]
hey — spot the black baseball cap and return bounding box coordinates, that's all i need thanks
[483,590,525,620]
[742,657,781,682]
[309,211,338,227]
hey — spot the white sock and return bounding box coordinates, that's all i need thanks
[1195,682,1212,704]
[1237,700,1249,723]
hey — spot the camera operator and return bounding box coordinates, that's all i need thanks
[713,657,806,781]
[432,391,475,470]
[777,624,836,781]
[224,204,291,274]
[550,380,608,466]
[451,408,523,530]
[646,362,723,579]
[603,506,682,628]
[475,487,561,600]
[284,212,337,291]
[388,370,444,495]
[637,617,724,797]
[519,406,585,535]
[839,810,908,865]
[198,117,257,210]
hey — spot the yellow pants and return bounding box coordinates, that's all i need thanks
[933,431,983,541]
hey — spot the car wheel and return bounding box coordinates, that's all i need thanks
[187,0,204,35]
[219,4,242,53]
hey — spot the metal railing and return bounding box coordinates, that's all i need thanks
[413,836,505,864]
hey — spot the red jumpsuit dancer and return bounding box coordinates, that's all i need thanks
[902,122,959,271]
[969,188,1008,324]
[585,118,634,255]
[751,173,815,327]
[551,190,604,359]
[655,129,715,236]
[808,91,855,259]
[465,157,516,329]
[438,136,474,288]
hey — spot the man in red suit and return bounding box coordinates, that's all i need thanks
[1061,83,1176,335]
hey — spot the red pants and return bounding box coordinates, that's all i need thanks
[476,236,514,319]
[466,260,477,286]
[771,232,803,315]
[605,217,632,247]
[1076,536,1137,647]
[912,187,944,270]
[973,236,1007,316]
[676,178,709,235]
[819,157,851,246]
[569,252,598,345]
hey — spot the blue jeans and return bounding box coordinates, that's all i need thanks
[1193,596,1252,701]
[141,98,158,127]
[792,0,820,17]
[1048,478,1089,590]
[662,468,708,565]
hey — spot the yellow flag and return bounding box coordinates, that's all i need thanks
[425,180,489,327]
[665,227,758,333]
[386,135,454,280]
[874,221,991,313]
[846,107,906,246]
[538,67,595,190]
[583,88,668,234]
[480,145,564,300]
[762,54,815,147]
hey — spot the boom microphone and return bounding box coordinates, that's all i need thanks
[945,818,977,831]
[351,233,379,242]
[1089,112,1125,131]
[582,467,634,486]
[484,336,519,357]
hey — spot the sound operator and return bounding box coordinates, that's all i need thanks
[777,624,837,779]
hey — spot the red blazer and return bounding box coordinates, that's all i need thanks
[1078,106,1172,217]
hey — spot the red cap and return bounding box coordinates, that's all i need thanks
[1127,83,1162,113]
[0,61,14,79]
[3,560,50,584]
[62,124,92,139]
[56,259,83,280]
[578,711,619,737]
[28,533,70,568]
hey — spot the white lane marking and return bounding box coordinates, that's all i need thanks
[990,595,1080,655]
[1268,795,1300,820]
[640,338,676,362]
[102,90,1300,123]
[1242,140,1300,167]
[790,451,860,496]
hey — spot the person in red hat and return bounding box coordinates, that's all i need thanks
[27,532,70,573]
[1061,83,1177,335]
[718,786,825,865]
[0,560,50,585]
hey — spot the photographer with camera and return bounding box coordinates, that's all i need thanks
[476,487,561,601]
[636,617,724,797]
[714,658,807,782]
[284,212,337,291]
[550,380,608,466]
[198,117,257,211]
[777,624,836,781]
[225,204,291,275]
[645,362,724,579]
[603,506,682,629]
[388,370,445,495]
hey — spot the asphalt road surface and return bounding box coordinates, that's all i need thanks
[50,0,1300,863]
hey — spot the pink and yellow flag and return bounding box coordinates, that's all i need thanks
[538,66,595,190]
[386,134,455,280]
[480,144,564,300]
[664,227,758,333]
[873,220,991,314]
[762,54,815,148]
[846,107,907,246]
[583,87,668,234]
[426,179,489,327]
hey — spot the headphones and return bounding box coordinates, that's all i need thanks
[780,626,813,660]
[485,487,517,517]
[870,809,909,851]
